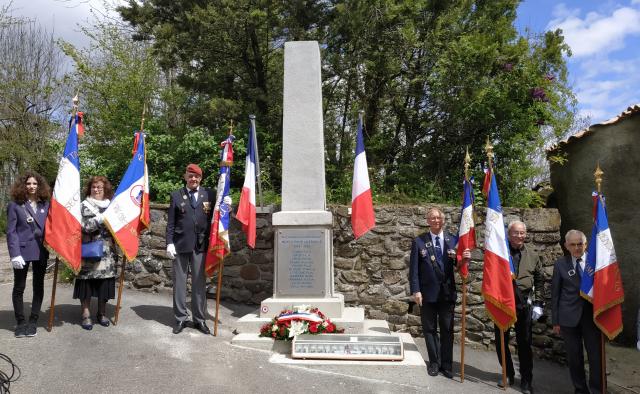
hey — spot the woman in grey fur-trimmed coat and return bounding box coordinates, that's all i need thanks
[73,176,118,330]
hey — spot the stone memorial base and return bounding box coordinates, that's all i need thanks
[259,294,345,319]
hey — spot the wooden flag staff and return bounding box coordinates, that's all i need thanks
[213,120,234,336]
[46,94,80,332]
[485,137,508,390]
[593,163,607,394]
[113,104,147,326]
[460,147,471,383]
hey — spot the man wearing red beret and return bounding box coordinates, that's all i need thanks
[166,163,215,334]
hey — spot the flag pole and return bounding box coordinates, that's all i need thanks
[213,121,234,336]
[485,137,508,389]
[46,258,59,332]
[500,327,507,390]
[593,163,607,394]
[47,94,80,332]
[460,147,472,383]
[249,115,263,209]
[114,104,147,326]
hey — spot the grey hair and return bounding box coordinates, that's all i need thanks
[507,220,527,232]
[565,229,587,243]
[426,207,445,218]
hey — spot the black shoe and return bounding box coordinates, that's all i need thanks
[497,375,515,388]
[427,362,439,377]
[439,368,453,379]
[520,380,533,394]
[96,314,110,327]
[173,320,188,334]
[26,323,37,337]
[15,324,27,338]
[194,321,211,335]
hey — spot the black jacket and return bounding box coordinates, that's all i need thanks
[166,187,215,253]
[409,231,457,303]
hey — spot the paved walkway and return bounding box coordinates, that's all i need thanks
[1,278,637,394]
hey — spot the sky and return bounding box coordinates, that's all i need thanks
[4,0,640,126]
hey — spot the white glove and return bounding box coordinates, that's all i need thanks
[223,195,232,206]
[94,213,104,223]
[11,256,26,269]
[531,306,543,321]
[166,244,177,259]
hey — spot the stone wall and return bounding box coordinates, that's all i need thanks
[129,203,565,360]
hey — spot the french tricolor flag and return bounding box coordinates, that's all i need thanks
[456,177,476,279]
[351,113,375,239]
[236,119,257,248]
[480,167,516,330]
[44,112,83,272]
[582,192,624,339]
[103,131,150,261]
[205,134,234,277]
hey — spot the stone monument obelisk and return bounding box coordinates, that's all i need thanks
[259,41,344,318]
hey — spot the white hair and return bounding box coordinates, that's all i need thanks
[508,220,527,232]
[565,229,587,243]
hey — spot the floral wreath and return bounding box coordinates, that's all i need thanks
[259,305,344,340]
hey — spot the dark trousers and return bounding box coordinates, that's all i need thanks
[560,305,602,394]
[12,259,47,325]
[421,301,454,371]
[494,304,533,383]
[172,251,207,324]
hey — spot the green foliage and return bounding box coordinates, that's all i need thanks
[54,0,578,208]
[59,264,76,284]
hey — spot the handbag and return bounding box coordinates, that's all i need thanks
[81,240,104,260]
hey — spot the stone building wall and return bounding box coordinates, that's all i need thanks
[129,203,565,360]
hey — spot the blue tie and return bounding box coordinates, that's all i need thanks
[434,236,443,269]
[189,190,197,208]
[576,258,583,277]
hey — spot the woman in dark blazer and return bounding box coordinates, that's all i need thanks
[6,171,51,338]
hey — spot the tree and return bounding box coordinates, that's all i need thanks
[0,7,65,215]
[117,0,576,206]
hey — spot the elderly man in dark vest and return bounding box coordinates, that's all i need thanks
[166,163,215,335]
[409,207,469,379]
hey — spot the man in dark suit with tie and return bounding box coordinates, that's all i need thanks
[409,207,469,379]
[166,163,215,335]
[552,229,602,394]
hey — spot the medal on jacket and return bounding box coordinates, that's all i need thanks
[420,249,427,257]
[202,201,211,214]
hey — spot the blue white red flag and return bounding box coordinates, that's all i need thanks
[205,134,234,277]
[351,113,375,239]
[45,112,83,272]
[582,191,624,340]
[103,131,150,261]
[236,121,257,248]
[456,177,476,279]
[481,166,516,329]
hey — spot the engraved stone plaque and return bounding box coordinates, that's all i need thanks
[276,229,326,296]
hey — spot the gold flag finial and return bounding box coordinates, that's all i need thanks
[72,93,80,116]
[594,162,604,193]
[228,119,234,136]
[140,103,147,132]
[464,146,471,179]
[484,136,494,167]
